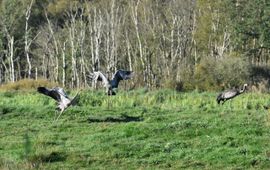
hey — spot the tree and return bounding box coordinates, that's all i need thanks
[228,0,270,64]
[194,0,231,60]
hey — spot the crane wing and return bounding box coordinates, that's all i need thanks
[37,87,61,101]
[222,90,238,99]
[109,70,134,89]
[70,91,80,106]
[89,71,110,87]
[112,70,134,81]
[54,87,69,99]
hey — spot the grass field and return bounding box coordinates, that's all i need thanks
[0,89,270,169]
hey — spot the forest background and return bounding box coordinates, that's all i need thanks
[0,0,269,91]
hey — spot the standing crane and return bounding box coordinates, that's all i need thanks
[216,84,248,105]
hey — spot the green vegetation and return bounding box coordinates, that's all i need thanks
[1,89,270,169]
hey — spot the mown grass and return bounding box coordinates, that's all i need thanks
[0,89,270,169]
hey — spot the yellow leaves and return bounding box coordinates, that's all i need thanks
[47,0,79,16]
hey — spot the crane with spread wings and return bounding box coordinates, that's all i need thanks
[37,87,79,113]
[88,69,134,95]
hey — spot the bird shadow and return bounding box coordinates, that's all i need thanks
[87,114,144,123]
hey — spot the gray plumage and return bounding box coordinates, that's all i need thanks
[216,84,248,104]
[88,69,134,95]
[37,87,79,112]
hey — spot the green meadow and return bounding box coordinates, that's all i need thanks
[0,89,270,169]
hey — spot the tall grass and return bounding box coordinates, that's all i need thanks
[0,79,58,92]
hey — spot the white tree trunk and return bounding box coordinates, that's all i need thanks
[61,41,66,87]
[24,0,34,78]
[131,1,146,83]
[8,36,15,82]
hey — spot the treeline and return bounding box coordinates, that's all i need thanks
[0,0,270,91]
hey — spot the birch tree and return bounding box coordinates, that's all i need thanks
[24,0,34,78]
[130,0,147,85]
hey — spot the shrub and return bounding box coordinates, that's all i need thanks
[194,55,250,91]
[250,66,270,93]
[0,79,58,91]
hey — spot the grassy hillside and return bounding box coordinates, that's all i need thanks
[0,89,270,169]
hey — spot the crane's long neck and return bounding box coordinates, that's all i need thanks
[239,85,247,93]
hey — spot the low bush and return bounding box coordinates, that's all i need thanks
[0,79,58,91]
[194,55,250,91]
